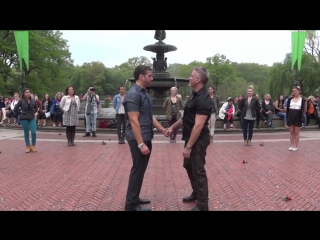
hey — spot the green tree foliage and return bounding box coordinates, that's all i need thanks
[71,61,114,98]
[3,30,320,103]
[0,30,73,98]
[205,54,235,95]
[268,53,320,98]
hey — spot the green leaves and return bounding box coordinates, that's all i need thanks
[268,53,320,98]
[0,30,73,96]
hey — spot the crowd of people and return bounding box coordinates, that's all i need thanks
[1,65,320,211]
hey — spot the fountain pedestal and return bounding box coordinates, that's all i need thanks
[129,30,189,115]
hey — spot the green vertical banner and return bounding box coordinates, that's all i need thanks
[291,30,306,71]
[14,31,29,71]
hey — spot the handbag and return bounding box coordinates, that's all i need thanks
[45,112,51,118]
[98,119,108,128]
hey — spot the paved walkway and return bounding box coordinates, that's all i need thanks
[0,128,319,211]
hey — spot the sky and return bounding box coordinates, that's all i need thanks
[60,30,292,68]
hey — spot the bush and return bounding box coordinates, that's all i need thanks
[102,100,110,108]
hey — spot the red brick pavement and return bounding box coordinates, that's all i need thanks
[0,131,320,211]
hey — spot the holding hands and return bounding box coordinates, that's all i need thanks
[161,128,170,137]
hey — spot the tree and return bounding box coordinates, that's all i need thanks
[71,61,114,98]
[304,30,320,61]
[232,62,270,95]
[0,30,73,97]
[205,54,235,95]
[268,53,320,99]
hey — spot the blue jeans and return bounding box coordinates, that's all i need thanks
[276,112,287,123]
[85,113,97,132]
[20,119,37,146]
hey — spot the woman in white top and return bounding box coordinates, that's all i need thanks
[286,86,307,151]
[7,93,20,125]
[219,98,236,130]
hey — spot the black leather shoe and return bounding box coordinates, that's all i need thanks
[183,195,197,202]
[125,205,151,211]
[138,198,151,204]
[190,206,208,211]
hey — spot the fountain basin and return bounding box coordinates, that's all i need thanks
[128,77,189,89]
[143,42,177,53]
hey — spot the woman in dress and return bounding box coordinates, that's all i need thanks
[60,86,80,146]
[286,86,307,151]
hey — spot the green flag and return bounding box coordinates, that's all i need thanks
[14,31,29,71]
[291,30,306,71]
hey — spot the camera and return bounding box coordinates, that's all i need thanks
[90,87,95,92]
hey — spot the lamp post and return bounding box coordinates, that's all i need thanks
[293,64,299,88]
[21,62,27,89]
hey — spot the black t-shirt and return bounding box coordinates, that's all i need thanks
[171,101,177,117]
[182,86,212,141]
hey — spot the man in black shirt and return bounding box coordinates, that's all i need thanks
[123,65,169,211]
[168,67,212,211]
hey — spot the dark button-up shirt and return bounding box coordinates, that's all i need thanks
[123,84,154,142]
[182,86,212,141]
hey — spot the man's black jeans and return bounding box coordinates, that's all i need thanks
[125,140,152,210]
[183,138,210,210]
[116,114,126,140]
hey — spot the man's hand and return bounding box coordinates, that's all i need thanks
[140,144,150,155]
[167,127,173,137]
[183,147,191,158]
[161,128,169,137]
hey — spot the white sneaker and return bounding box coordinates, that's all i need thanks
[292,147,298,151]
[289,147,293,151]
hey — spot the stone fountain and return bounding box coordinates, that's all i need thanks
[128,30,189,115]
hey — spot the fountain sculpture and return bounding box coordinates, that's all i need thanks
[128,30,189,115]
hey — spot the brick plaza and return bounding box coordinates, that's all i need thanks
[0,128,320,211]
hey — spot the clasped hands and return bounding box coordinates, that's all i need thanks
[161,127,173,137]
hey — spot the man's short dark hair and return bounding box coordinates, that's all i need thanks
[133,65,152,80]
[118,86,125,90]
[193,67,209,85]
